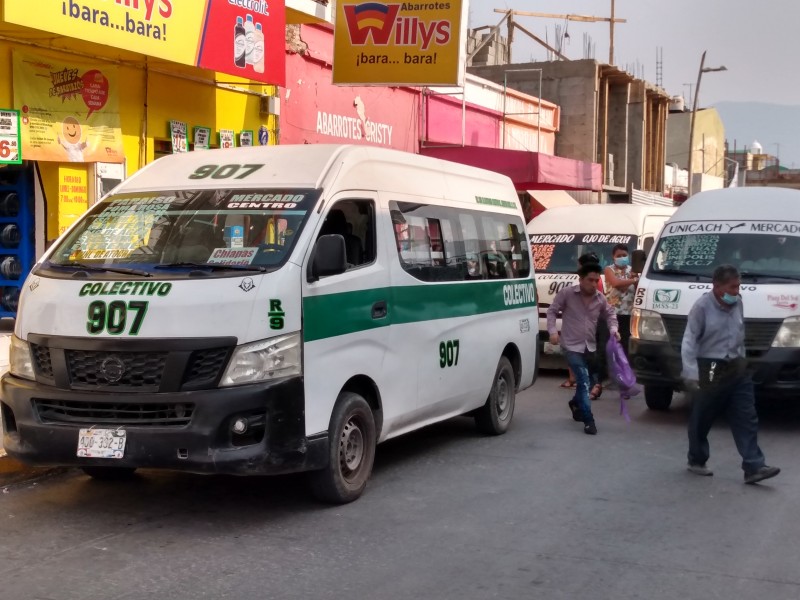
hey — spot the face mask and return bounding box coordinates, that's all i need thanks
[721,293,739,305]
[614,256,630,267]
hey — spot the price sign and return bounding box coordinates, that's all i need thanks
[0,109,22,165]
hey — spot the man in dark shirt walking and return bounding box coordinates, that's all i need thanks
[682,264,780,484]
[547,262,619,435]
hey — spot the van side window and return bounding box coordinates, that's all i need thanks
[643,236,654,255]
[319,200,375,269]
[390,201,530,282]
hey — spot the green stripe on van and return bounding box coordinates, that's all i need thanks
[303,279,536,342]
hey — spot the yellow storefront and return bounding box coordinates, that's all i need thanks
[0,1,285,316]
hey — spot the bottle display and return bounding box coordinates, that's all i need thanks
[234,16,246,68]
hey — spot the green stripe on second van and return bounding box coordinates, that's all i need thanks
[303,280,536,342]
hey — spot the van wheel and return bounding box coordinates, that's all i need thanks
[309,392,376,504]
[645,385,673,411]
[475,356,516,435]
[81,466,137,480]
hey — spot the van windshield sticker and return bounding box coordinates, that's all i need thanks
[529,233,635,273]
[476,196,517,210]
[207,248,258,266]
[49,188,322,273]
[664,221,800,237]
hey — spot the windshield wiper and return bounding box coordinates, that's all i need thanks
[741,271,800,283]
[154,262,267,273]
[44,262,153,277]
[653,268,709,280]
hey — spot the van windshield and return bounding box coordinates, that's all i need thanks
[650,231,800,281]
[46,188,320,275]
[529,233,636,273]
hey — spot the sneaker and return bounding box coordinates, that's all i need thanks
[687,463,713,476]
[744,465,781,485]
[568,399,584,422]
[583,422,597,435]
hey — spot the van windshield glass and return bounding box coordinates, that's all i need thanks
[529,233,636,273]
[47,189,320,273]
[650,231,800,281]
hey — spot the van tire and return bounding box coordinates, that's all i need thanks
[475,356,516,435]
[81,466,137,480]
[645,385,673,411]
[309,392,376,504]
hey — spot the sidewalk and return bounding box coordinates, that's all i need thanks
[0,333,60,485]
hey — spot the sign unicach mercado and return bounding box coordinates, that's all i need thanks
[333,0,465,85]
[3,0,286,86]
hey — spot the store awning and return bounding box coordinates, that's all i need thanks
[527,190,578,209]
[419,145,602,191]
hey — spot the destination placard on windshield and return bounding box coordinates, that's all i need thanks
[663,221,800,237]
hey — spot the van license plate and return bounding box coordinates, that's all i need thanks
[77,428,126,459]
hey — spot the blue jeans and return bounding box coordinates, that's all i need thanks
[565,350,594,425]
[687,374,766,472]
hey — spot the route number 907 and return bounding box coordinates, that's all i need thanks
[189,164,264,180]
[439,339,460,368]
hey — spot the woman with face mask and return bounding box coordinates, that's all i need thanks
[603,244,639,359]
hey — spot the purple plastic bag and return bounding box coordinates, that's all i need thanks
[606,336,641,421]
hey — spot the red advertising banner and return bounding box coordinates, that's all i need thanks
[198,0,286,86]
[5,0,286,86]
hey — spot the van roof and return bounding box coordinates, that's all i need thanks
[527,203,675,235]
[668,187,800,222]
[116,145,518,207]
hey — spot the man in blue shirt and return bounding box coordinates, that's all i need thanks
[681,264,780,484]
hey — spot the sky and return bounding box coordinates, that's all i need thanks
[468,0,800,107]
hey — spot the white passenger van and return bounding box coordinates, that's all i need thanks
[1,145,537,503]
[526,204,674,365]
[631,187,800,410]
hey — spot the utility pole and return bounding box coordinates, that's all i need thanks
[609,0,615,65]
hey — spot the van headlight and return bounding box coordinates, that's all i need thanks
[9,335,35,381]
[220,333,302,387]
[772,316,800,348]
[631,308,668,342]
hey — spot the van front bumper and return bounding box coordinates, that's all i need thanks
[630,339,800,398]
[0,375,328,475]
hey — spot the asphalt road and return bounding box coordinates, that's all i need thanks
[1,373,799,600]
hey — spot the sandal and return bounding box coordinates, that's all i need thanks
[560,380,577,388]
[590,384,603,400]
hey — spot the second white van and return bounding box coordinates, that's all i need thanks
[527,203,674,365]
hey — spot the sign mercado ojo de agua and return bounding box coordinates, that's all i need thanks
[4,0,286,86]
[333,0,467,85]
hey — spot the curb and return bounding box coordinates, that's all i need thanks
[0,451,66,487]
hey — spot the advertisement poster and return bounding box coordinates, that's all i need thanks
[239,130,253,147]
[58,164,89,235]
[258,125,269,146]
[193,126,211,150]
[197,0,286,87]
[333,0,464,85]
[4,0,286,86]
[170,120,188,153]
[13,51,124,163]
[219,129,235,149]
[0,109,22,165]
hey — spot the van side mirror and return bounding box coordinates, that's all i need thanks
[308,234,348,282]
[0,317,14,333]
[631,249,647,274]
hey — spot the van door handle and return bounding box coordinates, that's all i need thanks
[371,301,387,319]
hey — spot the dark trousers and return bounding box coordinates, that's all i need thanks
[687,374,766,472]
[617,314,631,357]
[595,319,609,381]
[565,350,594,424]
